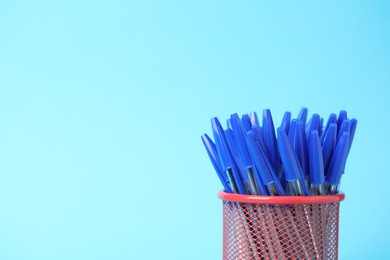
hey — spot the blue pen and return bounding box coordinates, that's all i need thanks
[250,112,260,127]
[308,130,325,195]
[262,109,279,171]
[322,123,337,174]
[320,113,337,143]
[325,132,350,194]
[297,107,308,126]
[337,110,348,130]
[211,118,246,194]
[306,114,321,141]
[277,128,308,196]
[231,114,267,195]
[294,121,309,182]
[246,130,284,196]
[280,111,291,134]
[201,134,232,193]
[241,114,252,132]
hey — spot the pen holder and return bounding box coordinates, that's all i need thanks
[218,192,345,260]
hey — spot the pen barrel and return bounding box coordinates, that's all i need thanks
[219,192,344,260]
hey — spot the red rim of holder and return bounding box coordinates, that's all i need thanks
[218,191,345,205]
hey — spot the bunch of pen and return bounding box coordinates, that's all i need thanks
[201,108,357,196]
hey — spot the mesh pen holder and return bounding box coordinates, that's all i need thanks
[219,192,345,260]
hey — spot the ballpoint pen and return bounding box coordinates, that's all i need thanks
[211,121,262,259]
[201,134,232,193]
[231,114,267,196]
[232,116,285,258]
[320,113,337,143]
[322,123,337,174]
[325,131,350,194]
[277,128,318,257]
[308,130,325,195]
[277,128,308,196]
[262,109,279,171]
[212,117,246,194]
[246,130,285,196]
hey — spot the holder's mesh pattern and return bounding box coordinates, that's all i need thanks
[222,201,340,260]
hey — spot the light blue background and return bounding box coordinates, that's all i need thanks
[0,1,389,259]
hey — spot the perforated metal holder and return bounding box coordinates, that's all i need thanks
[219,192,345,260]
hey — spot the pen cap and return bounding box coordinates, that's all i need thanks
[321,113,337,142]
[288,119,297,146]
[231,114,253,168]
[297,107,308,126]
[337,119,351,143]
[246,130,274,184]
[306,114,320,141]
[201,134,232,193]
[347,118,358,155]
[350,118,358,141]
[277,128,302,182]
[326,132,350,185]
[322,123,337,173]
[337,110,348,130]
[280,111,291,134]
[224,129,248,182]
[241,114,252,132]
[262,109,279,169]
[211,117,232,171]
[294,121,309,177]
[309,130,324,185]
[251,125,269,158]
